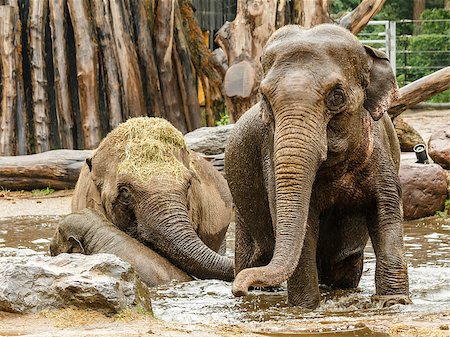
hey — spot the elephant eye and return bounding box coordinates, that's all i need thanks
[326,87,346,112]
[118,186,132,204]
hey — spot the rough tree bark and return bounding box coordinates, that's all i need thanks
[29,0,50,153]
[129,0,164,119]
[389,67,450,118]
[0,149,92,190]
[0,5,18,156]
[92,0,123,130]
[155,0,187,133]
[49,0,75,149]
[339,0,386,34]
[215,0,278,121]
[67,0,101,149]
[291,0,330,27]
[109,0,146,119]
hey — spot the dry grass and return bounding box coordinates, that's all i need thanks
[98,117,188,183]
[39,308,109,327]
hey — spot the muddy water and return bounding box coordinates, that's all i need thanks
[0,215,449,333]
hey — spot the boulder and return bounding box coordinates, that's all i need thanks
[184,124,234,155]
[399,163,448,220]
[0,248,152,314]
[428,127,450,169]
[393,117,425,152]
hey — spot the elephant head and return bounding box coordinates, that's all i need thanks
[232,24,399,295]
[73,117,233,281]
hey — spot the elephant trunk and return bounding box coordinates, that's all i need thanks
[233,108,326,296]
[138,196,234,281]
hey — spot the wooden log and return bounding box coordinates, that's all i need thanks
[109,0,146,119]
[339,0,386,35]
[29,0,51,153]
[49,0,75,149]
[173,0,201,131]
[67,0,101,149]
[290,0,330,27]
[0,149,92,190]
[155,0,187,133]
[92,0,123,130]
[215,0,277,120]
[129,0,164,118]
[389,67,450,118]
[0,5,18,156]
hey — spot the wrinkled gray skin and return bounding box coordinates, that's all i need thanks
[225,24,410,309]
[72,148,234,281]
[50,208,192,287]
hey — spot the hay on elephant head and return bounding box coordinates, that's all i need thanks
[99,117,188,183]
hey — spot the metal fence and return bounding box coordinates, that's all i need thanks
[360,19,450,89]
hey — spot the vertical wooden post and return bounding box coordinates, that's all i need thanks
[49,0,75,149]
[67,0,101,149]
[291,0,330,27]
[29,0,51,153]
[0,5,18,155]
[109,0,146,119]
[155,0,187,133]
[92,0,123,130]
[129,0,165,119]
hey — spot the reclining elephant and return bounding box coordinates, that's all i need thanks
[225,24,410,309]
[50,208,192,287]
[69,117,234,281]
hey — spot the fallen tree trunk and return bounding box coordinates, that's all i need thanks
[389,67,450,118]
[0,6,18,156]
[0,149,93,190]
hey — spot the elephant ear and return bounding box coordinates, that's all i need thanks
[363,46,399,121]
[68,236,85,254]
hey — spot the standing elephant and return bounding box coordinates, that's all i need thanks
[225,24,410,309]
[50,208,192,287]
[72,117,234,281]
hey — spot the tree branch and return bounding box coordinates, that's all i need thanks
[389,67,450,118]
[339,0,386,35]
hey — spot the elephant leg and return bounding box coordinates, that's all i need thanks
[319,251,364,289]
[287,215,320,309]
[235,208,273,275]
[369,178,411,307]
[317,211,368,289]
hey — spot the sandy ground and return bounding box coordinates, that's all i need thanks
[1,109,449,336]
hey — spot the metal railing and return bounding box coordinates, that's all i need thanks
[360,19,449,89]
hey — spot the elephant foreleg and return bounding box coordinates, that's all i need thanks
[369,177,411,307]
[287,214,320,309]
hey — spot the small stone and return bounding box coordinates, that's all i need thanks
[440,324,449,330]
[0,248,152,314]
[428,127,450,169]
[399,163,448,220]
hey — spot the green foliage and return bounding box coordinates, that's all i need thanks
[31,187,55,197]
[216,112,230,126]
[436,198,450,218]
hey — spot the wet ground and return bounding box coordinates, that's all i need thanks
[0,212,449,336]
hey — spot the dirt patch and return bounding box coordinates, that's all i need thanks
[0,190,72,218]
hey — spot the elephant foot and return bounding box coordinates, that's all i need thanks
[371,294,412,308]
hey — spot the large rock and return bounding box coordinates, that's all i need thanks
[428,127,450,169]
[185,124,234,155]
[399,163,448,220]
[393,117,425,152]
[0,248,152,314]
